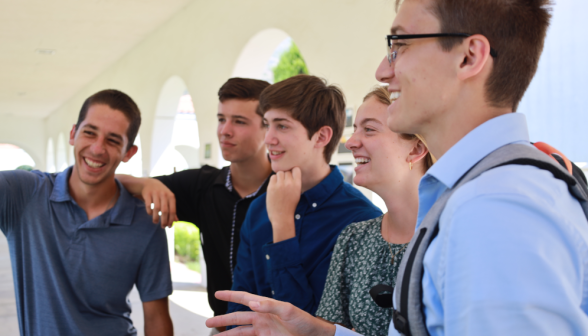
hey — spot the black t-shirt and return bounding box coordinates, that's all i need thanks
[155,165,270,316]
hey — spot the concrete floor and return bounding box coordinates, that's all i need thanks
[0,235,213,335]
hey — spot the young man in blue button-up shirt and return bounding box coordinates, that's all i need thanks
[0,90,173,336]
[226,75,382,322]
[208,0,588,335]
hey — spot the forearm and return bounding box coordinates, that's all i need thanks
[115,174,148,196]
[144,316,173,336]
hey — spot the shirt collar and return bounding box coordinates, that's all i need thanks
[213,166,231,187]
[425,113,530,189]
[49,167,135,226]
[301,165,344,208]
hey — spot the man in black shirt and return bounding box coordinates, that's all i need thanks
[118,78,272,333]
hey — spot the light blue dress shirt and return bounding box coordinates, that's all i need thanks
[335,113,588,336]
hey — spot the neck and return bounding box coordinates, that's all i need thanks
[421,94,512,160]
[229,150,272,197]
[300,162,331,194]
[68,167,119,220]
[376,169,421,244]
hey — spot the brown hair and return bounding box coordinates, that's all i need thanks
[395,0,552,111]
[218,77,271,118]
[363,86,435,170]
[76,89,141,151]
[259,75,346,163]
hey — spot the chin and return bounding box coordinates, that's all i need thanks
[270,161,293,173]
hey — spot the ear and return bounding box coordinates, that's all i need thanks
[122,145,138,163]
[407,140,429,167]
[312,126,333,150]
[69,124,76,146]
[456,34,492,81]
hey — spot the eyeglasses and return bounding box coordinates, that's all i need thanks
[386,33,498,65]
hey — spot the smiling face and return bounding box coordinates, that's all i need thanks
[69,103,137,187]
[376,0,460,136]
[217,99,267,163]
[264,109,325,174]
[346,96,416,190]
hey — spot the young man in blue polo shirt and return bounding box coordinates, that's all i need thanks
[0,90,173,336]
[227,75,382,320]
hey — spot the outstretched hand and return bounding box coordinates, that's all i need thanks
[266,167,302,243]
[206,291,336,336]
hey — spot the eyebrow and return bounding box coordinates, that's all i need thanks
[360,118,383,126]
[265,117,292,123]
[217,113,250,121]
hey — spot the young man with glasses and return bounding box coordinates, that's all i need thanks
[206,0,588,335]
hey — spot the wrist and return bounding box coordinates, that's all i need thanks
[271,218,296,243]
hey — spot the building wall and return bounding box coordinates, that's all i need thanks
[37,0,396,174]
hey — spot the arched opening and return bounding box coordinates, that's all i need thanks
[56,132,68,172]
[46,138,56,173]
[0,144,36,171]
[150,76,200,176]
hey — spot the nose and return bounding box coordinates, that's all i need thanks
[264,126,278,146]
[345,132,361,151]
[219,120,233,138]
[375,56,395,84]
[89,137,107,155]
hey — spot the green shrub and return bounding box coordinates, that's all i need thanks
[174,221,200,261]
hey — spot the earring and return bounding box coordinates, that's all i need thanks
[409,161,412,171]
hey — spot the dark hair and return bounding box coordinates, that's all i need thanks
[218,78,271,118]
[259,75,346,163]
[363,86,435,171]
[396,0,552,111]
[76,89,141,151]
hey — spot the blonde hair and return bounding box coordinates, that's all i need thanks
[363,86,436,170]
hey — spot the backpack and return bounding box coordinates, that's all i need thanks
[391,142,588,336]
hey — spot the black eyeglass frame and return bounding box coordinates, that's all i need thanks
[386,33,498,65]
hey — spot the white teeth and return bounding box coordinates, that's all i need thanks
[84,158,105,168]
[390,92,400,101]
[270,151,283,155]
[355,157,371,164]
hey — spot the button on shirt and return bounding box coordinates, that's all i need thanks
[0,168,172,336]
[228,166,382,317]
[336,113,588,336]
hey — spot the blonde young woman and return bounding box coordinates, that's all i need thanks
[315,86,434,336]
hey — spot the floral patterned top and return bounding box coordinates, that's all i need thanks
[316,215,407,336]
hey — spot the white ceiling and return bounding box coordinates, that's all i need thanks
[0,0,194,118]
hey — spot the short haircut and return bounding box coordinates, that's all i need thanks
[76,89,141,151]
[218,78,271,119]
[397,0,552,111]
[363,86,435,170]
[259,75,346,163]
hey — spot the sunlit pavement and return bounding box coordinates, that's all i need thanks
[0,235,214,335]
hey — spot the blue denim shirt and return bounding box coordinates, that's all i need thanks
[228,166,382,318]
[336,113,588,336]
[0,168,172,336]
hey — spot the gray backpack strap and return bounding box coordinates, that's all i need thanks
[392,143,588,336]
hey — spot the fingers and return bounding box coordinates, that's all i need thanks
[251,299,299,320]
[151,197,161,224]
[160,194,170,227]
[144,193,154,216]
[215,291,271,306]
[206,312,258,330]
[291,167,301,184]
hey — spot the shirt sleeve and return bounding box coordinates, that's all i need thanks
[227,210,257,315]
[135,227,173,302]
[0,170,39,235]
[315,226,353,327]
[154,168,204,224]
[428,175,588,336]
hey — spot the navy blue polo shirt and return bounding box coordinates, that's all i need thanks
[0,168,172,336]
[229,166,382,317]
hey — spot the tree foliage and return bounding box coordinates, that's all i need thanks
[273,43,309,83]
